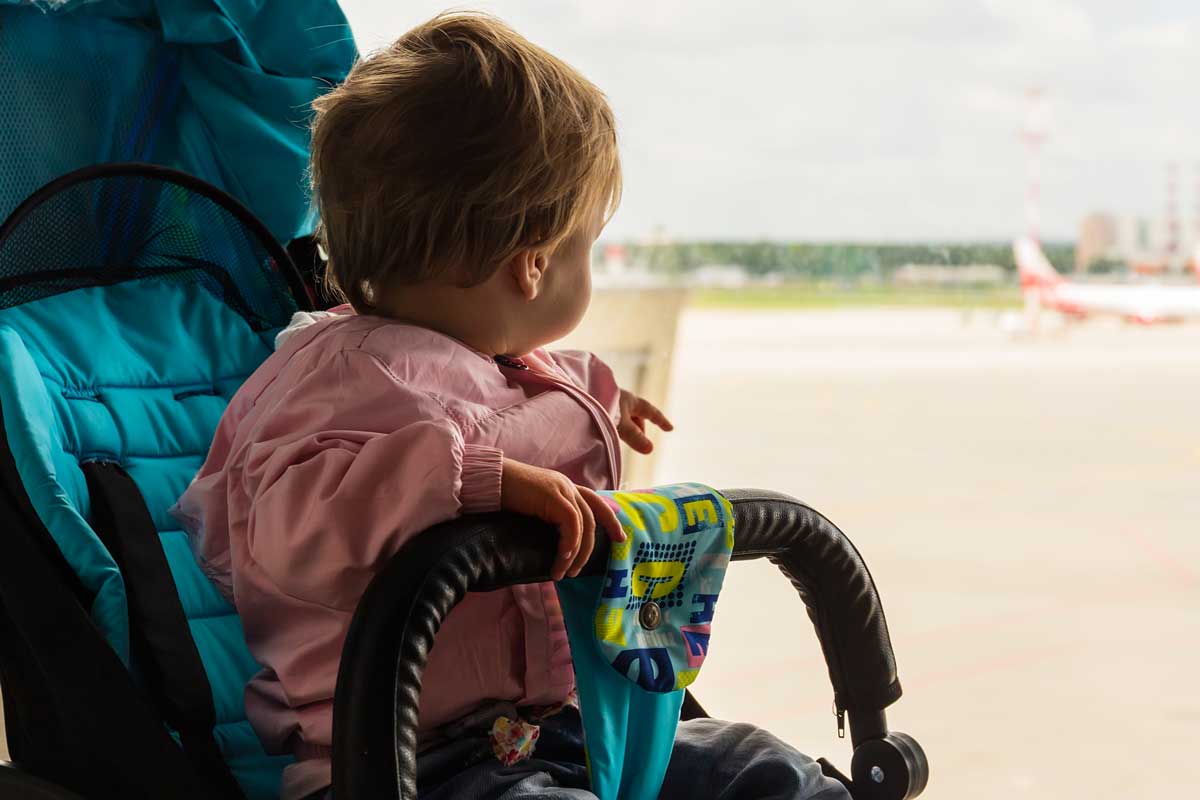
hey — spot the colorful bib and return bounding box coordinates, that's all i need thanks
[556,483,735,800]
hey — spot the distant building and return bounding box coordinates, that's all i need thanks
[1080,210,1198,274]
[892,264,1008,286]
[1075,212,1118,272]
[601,243,627,273]
[689,264,751,288]
[593,242,669,289]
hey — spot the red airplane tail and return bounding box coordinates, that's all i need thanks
[1013,237,1063,291]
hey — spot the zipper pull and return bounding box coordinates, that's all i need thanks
[835,705,846,739]
[494,354,529,370]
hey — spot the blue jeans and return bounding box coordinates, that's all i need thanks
[310,706,850,800]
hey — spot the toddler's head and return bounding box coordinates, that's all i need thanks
[310,12,621,355]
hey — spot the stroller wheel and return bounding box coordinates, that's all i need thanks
[850,731,929,799]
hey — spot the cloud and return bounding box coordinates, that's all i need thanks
[1115,20,1193,48]
[338,0,1200,241]
[981,0,1096,42]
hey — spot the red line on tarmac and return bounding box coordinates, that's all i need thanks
[1123,527,1200,589]
[903,643,1074,691]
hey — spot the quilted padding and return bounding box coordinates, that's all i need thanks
[0,277,292,798]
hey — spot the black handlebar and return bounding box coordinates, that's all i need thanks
[331,489,904,800]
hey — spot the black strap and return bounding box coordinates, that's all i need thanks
[680,689,709,721]
[285,233,326,307]
[82,460,247,800]
[0,418,208,797]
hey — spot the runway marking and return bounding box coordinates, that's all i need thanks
[1123,528,1200,589]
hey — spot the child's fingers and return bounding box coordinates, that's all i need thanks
[579,487,625,543]
[550,492,582,581]
[567,490,595,578]
[618,419,655,454]
[634,397,674,432]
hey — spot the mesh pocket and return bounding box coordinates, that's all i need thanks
[0,163,304,328]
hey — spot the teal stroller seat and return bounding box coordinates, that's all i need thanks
[0,167,927,800]
[0,164,308,799]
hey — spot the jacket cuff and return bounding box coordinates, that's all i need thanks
[460,445,504,513]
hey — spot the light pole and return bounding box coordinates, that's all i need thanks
[1021,87,1049,244]
[1019,88,1051,333]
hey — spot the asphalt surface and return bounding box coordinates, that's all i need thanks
[655,309,1199,800]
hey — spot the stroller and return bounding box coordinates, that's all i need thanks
[0,3,927,799]
[0,164,927,799]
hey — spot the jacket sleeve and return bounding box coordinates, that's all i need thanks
[241,350,503,610]
[544,349,621,423]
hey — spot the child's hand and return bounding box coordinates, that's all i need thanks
[500,459,625,580]
[617,389,674,454]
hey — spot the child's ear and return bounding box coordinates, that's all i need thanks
[509,248,550,301]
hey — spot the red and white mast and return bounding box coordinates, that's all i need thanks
[1192,162,1200,277]
[1165,160,1180,269]
[1193,162,1200,244]
[1021,87,1049,244]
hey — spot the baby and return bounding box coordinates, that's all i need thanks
[175,12,847,800]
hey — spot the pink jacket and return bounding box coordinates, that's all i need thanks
[172,310,622,799]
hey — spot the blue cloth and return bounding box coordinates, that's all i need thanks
[555,485,736,800]
[0,0,357,243]
[0,278,290,798]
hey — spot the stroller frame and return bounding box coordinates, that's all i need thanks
[0,166,927,800]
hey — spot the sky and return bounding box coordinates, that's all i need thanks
[337,1,1200,243]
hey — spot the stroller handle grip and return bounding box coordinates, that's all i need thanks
[331,489,903,800]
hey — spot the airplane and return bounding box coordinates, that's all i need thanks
[1014,236,1200,324]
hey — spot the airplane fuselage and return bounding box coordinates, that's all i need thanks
[1015,237,1200,323]
[1036,281,1200,322]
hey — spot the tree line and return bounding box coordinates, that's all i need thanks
[614,241,1075,279]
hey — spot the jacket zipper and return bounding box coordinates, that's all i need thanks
[493,357,622,490]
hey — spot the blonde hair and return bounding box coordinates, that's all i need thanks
[310,11,622,311]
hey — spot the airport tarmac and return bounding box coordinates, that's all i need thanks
[655,309,1199,800]
[3,308,1196,799]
